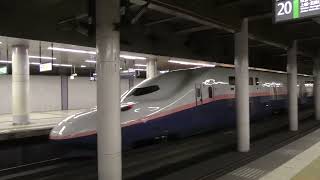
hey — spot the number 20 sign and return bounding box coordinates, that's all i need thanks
[274,0,320,23]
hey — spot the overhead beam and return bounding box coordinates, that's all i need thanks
[130,0,313,57]
[246,12,272,21]
[144,16,178,26]
[129,1,282,48]
[131,2,149,24]
[175,25,212,34]
[58,14,89,25]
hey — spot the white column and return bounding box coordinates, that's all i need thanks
[314,56,320,121]
[146,58,157,79]
[287,41,298,131]
[234,18,250,152]
[96,0,121,179]
[12,45,30,125]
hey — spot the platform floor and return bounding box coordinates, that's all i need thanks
[218,127,320,180]
[0,109,85,140]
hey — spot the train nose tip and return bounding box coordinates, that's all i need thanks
[49,127,63,140]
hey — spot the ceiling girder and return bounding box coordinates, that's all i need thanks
[144,16,178,26]
[130,0,313,57]
[175,25,212,34]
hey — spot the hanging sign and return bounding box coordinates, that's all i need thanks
[0,66,7,75]
[275,0,320,23]
[40,62,53,72]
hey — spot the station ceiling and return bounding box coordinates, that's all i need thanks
[0,0,319,74]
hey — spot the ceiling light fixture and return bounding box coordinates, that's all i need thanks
[135,64,147,67]
[30,62,41,65]
[85,60,97,63]
[120,55,146,60]
[29,56,56,60]
[81,65,87,68]
[0,60,12,64]
[134,68,146,71]
[48,47,96,55]
[53,63,73,67]
[168,60,216,67]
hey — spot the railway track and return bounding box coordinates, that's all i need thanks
[0,109,317,180]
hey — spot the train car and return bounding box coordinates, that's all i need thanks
[49,66,314,150]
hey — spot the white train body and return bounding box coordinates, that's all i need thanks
[50,67,314,149]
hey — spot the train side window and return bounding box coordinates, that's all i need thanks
[130,85,160,96]
[208,86,213,98]
[255,78,259,85]
[249,77,253,85]
[229,76,235,85]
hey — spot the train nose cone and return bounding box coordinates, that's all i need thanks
[49,109,97,140]
[49,115,75,140]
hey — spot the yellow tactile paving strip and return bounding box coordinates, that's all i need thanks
[292,157,320,180]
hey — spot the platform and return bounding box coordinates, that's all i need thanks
[0,109,85,140]
[218,126,320,180]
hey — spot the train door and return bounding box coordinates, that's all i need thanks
[195,83,203,106]
[272,86,278,100]
[192,82,216,132]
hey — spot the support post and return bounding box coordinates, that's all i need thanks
[61,76,68,110]
[234,18,250,152]
[96,0,121,179]
[314,55,320,121]
[12,45,30,125]
[146,58,157,79]
[287,41,298,131]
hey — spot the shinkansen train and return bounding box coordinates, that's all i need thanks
[49,66,314,150]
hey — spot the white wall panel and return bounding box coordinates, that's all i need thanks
[0,75,61,114]
[30,76,61,112]
[0,75,12,114]
[0,75,144,114]
[68,78,143,110]
[68,77,97,110]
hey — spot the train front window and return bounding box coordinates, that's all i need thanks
[131,85,160,96]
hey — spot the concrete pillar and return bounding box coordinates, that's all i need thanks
[12,45,30,125]
[61,76,68,110]
[96,0,121,179]
[314,55,320,120]
[146,58,157,79]
[234,18,250,152]
[287,41,298,131]
[129,77,134,90]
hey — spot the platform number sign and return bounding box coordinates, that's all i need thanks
[275,0,320,23]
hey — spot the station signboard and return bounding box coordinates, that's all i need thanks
[40,62,53,72]
[275,0,320,23]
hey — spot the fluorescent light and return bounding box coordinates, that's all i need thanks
[48,47,96,55]
[81,65,87,68]
[120,55,146,60]
[169,60,216,67]
[85,60,96,63]
[122,68,146,73]
[29,56,56,60]
[53,63,73,67]
[135,64,147,67]
[160,70,169,74]
[135,68,146,71]
[0,60,11,64]
[30,62,41,65]
[60,64,73,67]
